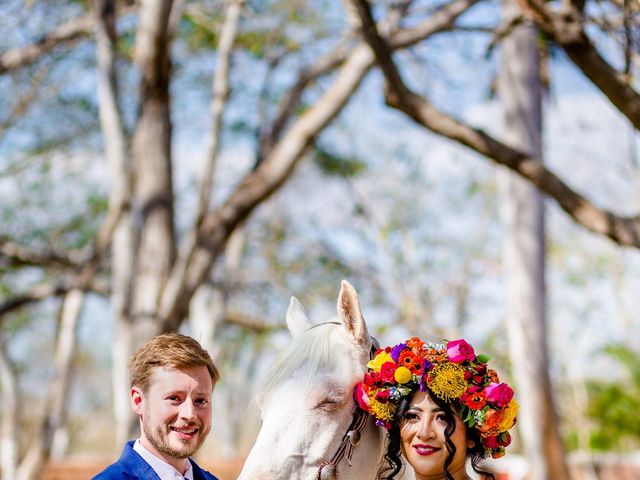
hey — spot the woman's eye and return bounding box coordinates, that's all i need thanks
[404,412,420,421]
[435,413,447,422]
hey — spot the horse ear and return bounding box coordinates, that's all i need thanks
[337,280,370,348]
[286,297,312,338]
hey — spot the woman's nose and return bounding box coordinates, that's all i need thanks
[416,417,435,440]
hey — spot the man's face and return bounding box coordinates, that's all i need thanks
[131,365,213,471]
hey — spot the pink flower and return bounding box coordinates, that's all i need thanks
[354,383,370,412]
[485,382,514,407]
[447,339,476,363]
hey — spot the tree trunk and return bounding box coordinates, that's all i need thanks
[16,289,85,480]
[498,1,571,478]
[0,338,18,480]
[110,0,178,444]
[94,0,139,448]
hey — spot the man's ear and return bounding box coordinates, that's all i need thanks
[131,387,144,415]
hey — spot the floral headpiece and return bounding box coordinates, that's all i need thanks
[354,337,518,458]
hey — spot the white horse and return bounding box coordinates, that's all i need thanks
[237,280,386,480]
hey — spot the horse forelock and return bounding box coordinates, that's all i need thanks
[257,322,339,406]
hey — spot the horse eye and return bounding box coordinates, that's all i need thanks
[314,396,343,412]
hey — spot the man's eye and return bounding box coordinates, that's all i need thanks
[195,398,209,405]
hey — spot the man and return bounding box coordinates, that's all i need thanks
[94,333,221,480]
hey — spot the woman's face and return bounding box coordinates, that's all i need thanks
[400,390,469,480]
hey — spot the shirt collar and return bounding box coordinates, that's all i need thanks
[133,439,194,480]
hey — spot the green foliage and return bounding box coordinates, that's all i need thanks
[313,145,366,178]
[180,10,299,57]
[181,13,220,52]
[584,345,640,451]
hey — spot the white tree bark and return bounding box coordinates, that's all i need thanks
[94,0,138,448]
[0,338,18,480]
[16,289,85,480]
[498,1,571,478]
[130,0,178,341]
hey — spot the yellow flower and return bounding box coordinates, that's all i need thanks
[394,366,412,384]
[369,397,396,421]
[428,362,467,401]
[367,352,393,373]
[497,399,519,432]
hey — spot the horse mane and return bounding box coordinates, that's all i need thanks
[257,322,339,406]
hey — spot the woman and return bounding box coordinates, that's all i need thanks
[354,337,518,480]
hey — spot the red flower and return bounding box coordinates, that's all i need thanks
[483,435,500,449]
[375,389,391,403]
[363,372,381,387]
[462,390,487,410]
[498,432,512,447]
[379,362,398,383]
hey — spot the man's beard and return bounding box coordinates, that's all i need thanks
[142,418,209,459]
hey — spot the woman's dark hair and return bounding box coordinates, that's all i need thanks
[377,389,495,480]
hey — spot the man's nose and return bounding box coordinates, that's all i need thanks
[179,399,196,420]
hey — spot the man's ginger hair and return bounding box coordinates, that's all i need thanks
[129,333,219,393]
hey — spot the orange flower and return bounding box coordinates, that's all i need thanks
[398,351,423,374]
[487,368,500,383]
[480,409,504,437]
[406,337,425,350]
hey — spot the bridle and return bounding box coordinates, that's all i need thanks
[312,322,380,480]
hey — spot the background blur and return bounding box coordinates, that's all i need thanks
[1,0,639,479]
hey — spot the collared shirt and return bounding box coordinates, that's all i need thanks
[133,439,194,480]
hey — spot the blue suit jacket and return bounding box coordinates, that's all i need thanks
[93,441,220,480]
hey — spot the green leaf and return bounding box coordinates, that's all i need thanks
[476,353,491,363]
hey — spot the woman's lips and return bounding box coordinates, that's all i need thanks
[413,444,441,456]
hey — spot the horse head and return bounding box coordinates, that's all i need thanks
[237,280,385,479]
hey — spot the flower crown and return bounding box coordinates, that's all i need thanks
[354,337,518,458]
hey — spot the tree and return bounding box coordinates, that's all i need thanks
[0,0,478,476]
[1,0,639,477]
[498,0,570,477]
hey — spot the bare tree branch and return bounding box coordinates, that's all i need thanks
[0,13,94,75]
[261,0,479,159]
[156,0,481,331]
[0,280,109,320]
[0,4,135,75]
[196,0,245,223]
[223,310,286,333]
[351,0,640,247]
[520,0,640,130]
[0,238,86,269]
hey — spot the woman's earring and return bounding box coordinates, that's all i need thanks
[467,440,476,449]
